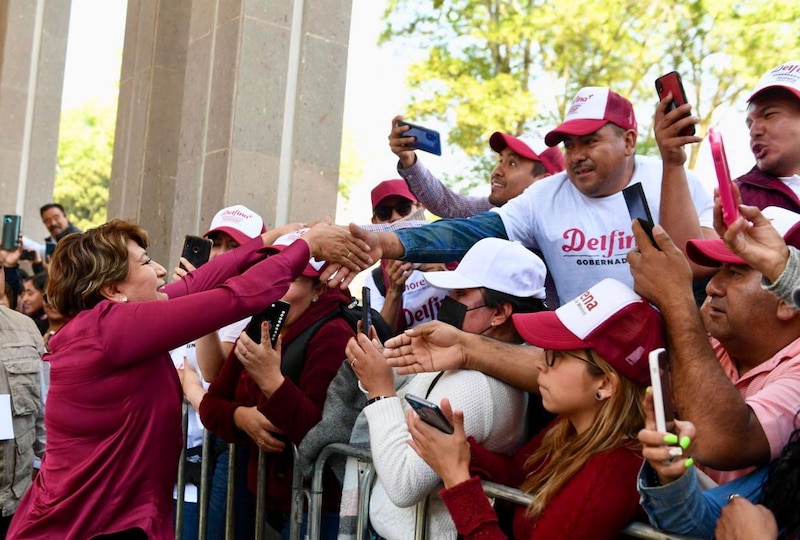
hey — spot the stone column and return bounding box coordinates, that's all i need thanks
[0,0,71,242]
[110,0,353,265]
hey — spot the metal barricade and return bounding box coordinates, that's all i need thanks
[299,442,702,540]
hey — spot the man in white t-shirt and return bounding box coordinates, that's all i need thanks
[329,86,717,306]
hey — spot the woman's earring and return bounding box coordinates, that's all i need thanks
[311,296,318,303]
[121,296,128,303]
[595,391,602,401]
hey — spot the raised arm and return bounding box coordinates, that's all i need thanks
[653,94,717,278]
[628,222,770,469]
[384,321,542,393]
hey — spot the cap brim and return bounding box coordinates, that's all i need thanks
[489,132,539,162]
[422,270,482,291]
[686,239,745,267]
[544,119,609,146]
[748,85,800,103]
[204,226,251,246]
[511,311,588,350]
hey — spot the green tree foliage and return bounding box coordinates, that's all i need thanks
[54,101,117,230]
[381,0,800,184]
[339,127,364,201]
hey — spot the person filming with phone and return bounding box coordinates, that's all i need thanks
[402,278,661,539]
[6,219,368,540]
[325,86,715,308]
[199,230,358,539]
[628,204,800,487]
[345,238,550,540]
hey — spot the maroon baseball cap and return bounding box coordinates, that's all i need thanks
[489,130,565,175]
[512,278,664,386]
[545,87,638,147]
[370,179,418,210]
[687,206,800,267]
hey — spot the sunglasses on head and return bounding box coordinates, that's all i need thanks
[373,200,414,221]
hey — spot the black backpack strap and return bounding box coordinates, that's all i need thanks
[280,309,340,385]
[424,371,445,400]
[372,266,386,297]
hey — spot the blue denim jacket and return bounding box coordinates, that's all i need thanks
[638,462,767,538]
[395,212,507,262]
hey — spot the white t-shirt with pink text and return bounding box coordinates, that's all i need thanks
[495,155,713,303]
[365,267,446,330]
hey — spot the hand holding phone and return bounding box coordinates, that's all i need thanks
[709,128,740,227]
[246,300,290,346]
[405,394,455,434]
[648,348,676,435]
[622,183,660,250]
[655,71,695,137]
[179,235,213,271]
[397,120,442,156]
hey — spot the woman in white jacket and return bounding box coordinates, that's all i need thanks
[346,238,550,540]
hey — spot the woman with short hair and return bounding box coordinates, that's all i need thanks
[8,219,365,540]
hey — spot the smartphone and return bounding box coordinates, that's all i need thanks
[20,250,37,261]
[2,215,21,251]
[622,183,659,249]
[397,120,442,156]
[655,71,695,137]
[179,235,213,271]
[405,394,455,434]
[45,241,56,262]
[246,300,290,346]
[648,348,676,434]
[708,127,739,227]
[361,286,372,336]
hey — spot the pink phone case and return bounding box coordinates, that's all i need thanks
[709,128,739,227]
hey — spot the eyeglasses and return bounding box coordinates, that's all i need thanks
[373,200,415,221]
[544,349,594,367]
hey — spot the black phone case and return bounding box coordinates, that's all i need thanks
[361,286,372,335]
[405,394,454,434]
[180,235,213,270]
[398,121,442,155]
[2,215,21,251]
[622,183,660,250]
[655,71,695,136]
[246,301,290,345]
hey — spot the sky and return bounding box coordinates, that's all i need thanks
[61,0,756,221]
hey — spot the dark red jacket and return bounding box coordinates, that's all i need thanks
[200,286,354,511]
[736,166,800,212]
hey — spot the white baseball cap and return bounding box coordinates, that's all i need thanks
[748,61,800,102]
[204,205,265,245]
[422,238,547,299]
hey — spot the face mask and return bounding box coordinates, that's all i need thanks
[437,296,487,330]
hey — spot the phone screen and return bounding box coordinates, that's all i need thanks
[405,394,455,434]
[622,183,659,249]
[709,128,739,227]
[648,348,676,434]
[361,286,372,336]
[397,121,442,156]
[180,235,213,271]
[246,301,290,346]
[655,71,695,136]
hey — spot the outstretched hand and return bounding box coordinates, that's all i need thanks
[720,204,790,283]
[319,223,384,289]
[383,321,468,375]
